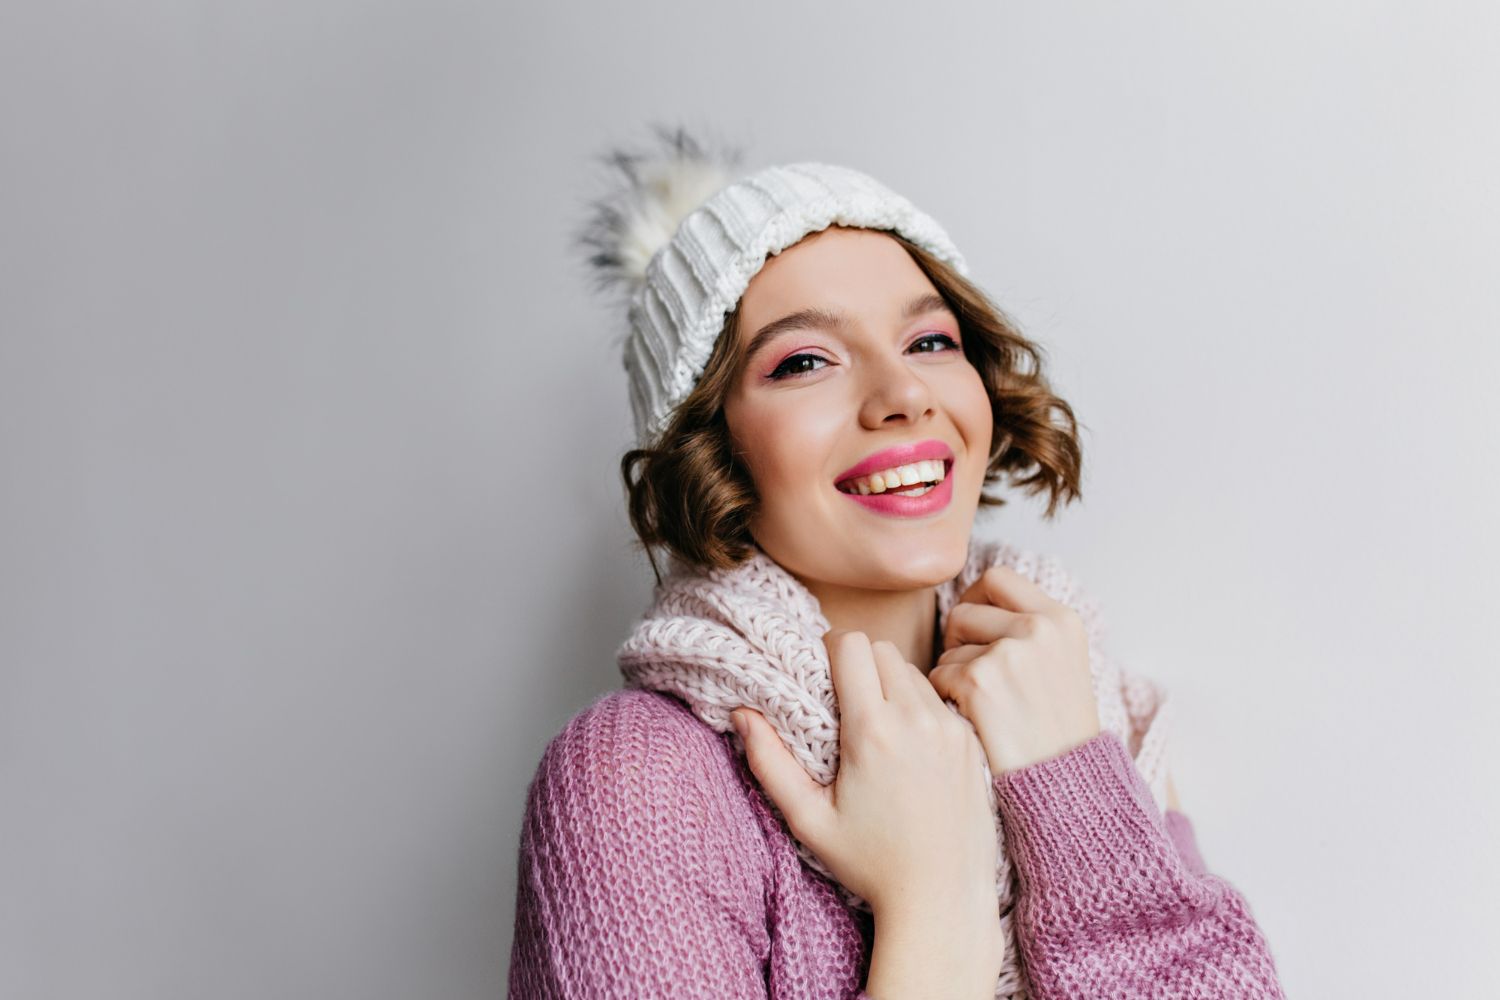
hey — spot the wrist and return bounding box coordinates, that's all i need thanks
[867,907,1003,1000]
[871,881,997,931]
[871,894,1002,964]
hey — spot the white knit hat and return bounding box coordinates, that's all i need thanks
[575,125,974,448]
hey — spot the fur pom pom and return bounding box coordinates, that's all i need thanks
[572,122,745,303]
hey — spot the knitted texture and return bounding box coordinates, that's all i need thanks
[615,535,1173,997]
[618,160,970,447]
[506,688,1288,999]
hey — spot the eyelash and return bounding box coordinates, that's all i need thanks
[765,333,962,382]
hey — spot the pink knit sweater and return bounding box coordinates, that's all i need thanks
[507,687,1287,999]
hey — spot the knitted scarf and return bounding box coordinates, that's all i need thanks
[616,534,1172,1000]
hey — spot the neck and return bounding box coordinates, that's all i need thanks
[795,574,941,677]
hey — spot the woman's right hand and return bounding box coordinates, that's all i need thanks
[730,628,1003,946]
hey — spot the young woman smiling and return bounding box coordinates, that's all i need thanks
[506,127,1287,1000]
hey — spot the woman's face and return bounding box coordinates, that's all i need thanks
[722,226,993,593]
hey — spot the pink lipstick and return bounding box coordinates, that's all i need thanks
[833,439,957,519]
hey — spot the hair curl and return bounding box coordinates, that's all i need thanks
[620,230,1085,585]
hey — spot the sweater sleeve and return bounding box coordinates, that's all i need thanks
[507,690,773,999]
[992,730,1286,999]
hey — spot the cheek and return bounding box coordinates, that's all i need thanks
[950,369,994,447]
[732,404,813,497]
[760,443,824,503]
[738,405,842,505]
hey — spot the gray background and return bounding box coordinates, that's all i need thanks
[4,1,1497,997]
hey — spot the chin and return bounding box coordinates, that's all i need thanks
[853,532,971,589]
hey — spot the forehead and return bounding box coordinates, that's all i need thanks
[735,227,929,325]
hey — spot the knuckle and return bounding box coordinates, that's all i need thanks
[1033,613,1062,642]
[948,665,984,695]
[946,662,979,695]
[983,565,1011,585]
[905,704,947,737]
[825,629,867,655]
[968,655,1004,691]
[859,717,898,754]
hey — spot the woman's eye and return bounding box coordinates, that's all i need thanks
[767,353,829,381]
[765,334,960,382]
[911,332,961,353]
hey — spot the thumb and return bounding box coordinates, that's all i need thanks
[731,708,830,839]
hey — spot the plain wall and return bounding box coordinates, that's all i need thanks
[3,1,1497,997]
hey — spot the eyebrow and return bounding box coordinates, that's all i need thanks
[742,292,955,365]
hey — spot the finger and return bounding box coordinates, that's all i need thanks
[731,708,830,840]
[869,639,917,702]
[824,628,883,729]
[903,657,956,716]
[959,564,1055,614]
[935,642,988,668]
[926,658,967,705]
[944,601,1026,651]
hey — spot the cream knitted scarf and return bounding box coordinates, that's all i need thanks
[616,534,1172,999]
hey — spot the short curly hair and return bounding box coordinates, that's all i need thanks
[620,229,1085,584]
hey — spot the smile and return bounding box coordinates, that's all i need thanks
[835,458,950,496]
[834,458,956,517]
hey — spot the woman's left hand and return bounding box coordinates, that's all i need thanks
[928,565,1102,775]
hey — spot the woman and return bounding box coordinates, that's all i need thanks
[507,126,1287,999]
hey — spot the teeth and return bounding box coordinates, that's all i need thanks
[838,459,947,495]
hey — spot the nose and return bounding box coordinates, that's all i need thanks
[857,348,936,429]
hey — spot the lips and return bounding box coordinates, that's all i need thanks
[836,458,952,495]
[833,438,956,490]
[836,462,957,517]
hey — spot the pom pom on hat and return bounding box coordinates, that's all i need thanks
[572,123,746,305]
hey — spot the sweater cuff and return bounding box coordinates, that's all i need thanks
[992,730,1181,899]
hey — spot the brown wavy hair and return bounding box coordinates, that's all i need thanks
[620,229,1086,585]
